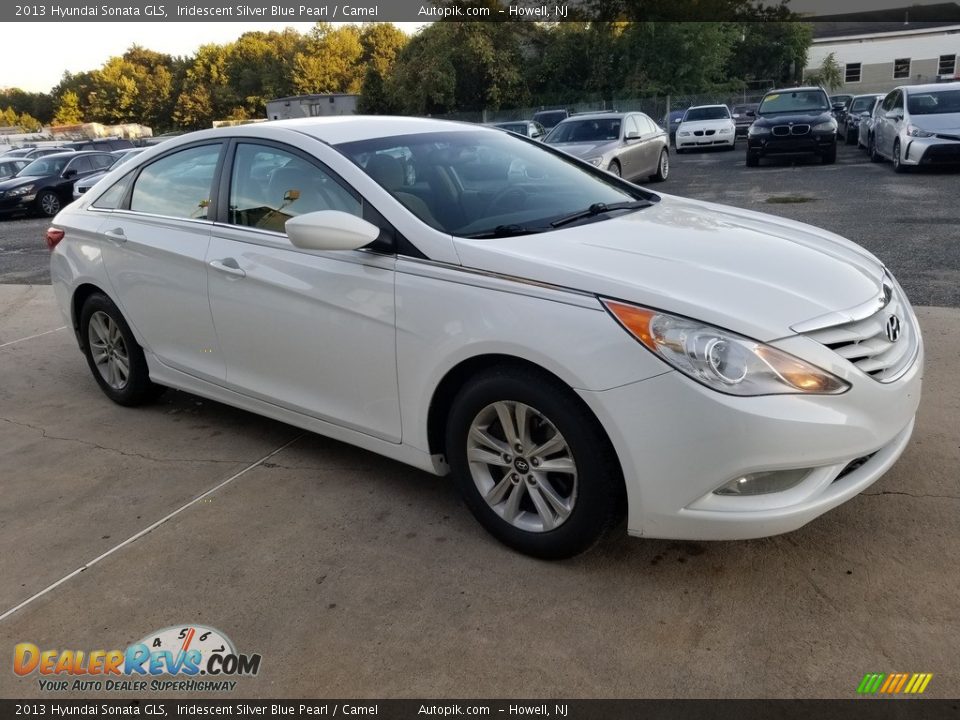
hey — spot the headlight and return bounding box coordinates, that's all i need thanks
[583,156,604,166]
[603,300,849,396]
[748,125,770,136]
[812,120,837,132]
[678,131,691,137]
[8,185,34,197]
[906,124,934,138]
[719,127,733,134]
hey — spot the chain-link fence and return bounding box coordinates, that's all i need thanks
[432,89,775,126]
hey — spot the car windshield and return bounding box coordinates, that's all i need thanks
[907,89,960,115]
[759,90,830,114]
[683,106,730,121]
[533,111,567,126]
[850,97,877,113]
[334,130,651,238]
[19,157,69,176]
[544,118,622,143]
[495,123,527,134]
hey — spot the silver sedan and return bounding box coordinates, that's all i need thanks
[543,112,670,183]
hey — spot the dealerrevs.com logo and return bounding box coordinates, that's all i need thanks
[13,625,261,693]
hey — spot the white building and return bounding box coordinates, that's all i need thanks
[265,94,359,121]
[807,19,960,94]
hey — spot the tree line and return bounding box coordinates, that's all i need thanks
[0,17,811,133]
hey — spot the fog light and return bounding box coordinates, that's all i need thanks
[714,468,810,496]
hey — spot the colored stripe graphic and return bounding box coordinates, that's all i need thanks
[858,672,932,694]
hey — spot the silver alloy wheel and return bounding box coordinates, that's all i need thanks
[659,151,669,178]
[39,192,61,217]
[466,401,578,533]
[607,161,620,177]
[87,311,130,390]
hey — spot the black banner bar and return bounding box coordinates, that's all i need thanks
[1,700,959,719]
[4,0,960,23]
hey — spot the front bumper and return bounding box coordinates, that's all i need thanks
[0,193,35,214]
[900,136,960,166]
[676,134,735,148]
[577,342,923,541]
[748,131,835,156]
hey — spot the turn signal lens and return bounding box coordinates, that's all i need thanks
[603,299,849,396]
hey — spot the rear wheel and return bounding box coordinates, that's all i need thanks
[446,366,624,559]
[649,149,669,182]
[80,293,164,406]
[845,128,856,145]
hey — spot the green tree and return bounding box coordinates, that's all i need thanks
[807,52,843,90]
[293,23,364,95]
[174,43,232,129]
[53,90,84,125]
[357,23,409,113]
[727,22,813,87]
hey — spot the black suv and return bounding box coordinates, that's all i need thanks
[0,151,115,217]
[746,87,838,166]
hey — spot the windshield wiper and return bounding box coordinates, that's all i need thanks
[550,200,653,229]
[464,224,547,239]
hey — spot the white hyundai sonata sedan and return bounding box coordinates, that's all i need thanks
[48,116,922,558]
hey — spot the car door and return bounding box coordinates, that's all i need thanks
[876,91,900,157]
[635,114,661,176]
[97,142,226,383]
[619,115,642,178]
[206,140,401,442]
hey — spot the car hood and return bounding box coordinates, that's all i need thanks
[452,194,886,341]
[754,111,831,126]
[0,174,48,190]
[909,112,960,134]
[546,140,618,158]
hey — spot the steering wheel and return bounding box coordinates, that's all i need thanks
[487,184,530,215]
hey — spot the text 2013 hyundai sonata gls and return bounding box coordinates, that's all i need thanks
[49,117,923,558]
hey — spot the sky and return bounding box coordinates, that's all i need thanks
[1,22,423,93]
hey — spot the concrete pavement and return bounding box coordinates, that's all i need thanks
[0,284,957,699]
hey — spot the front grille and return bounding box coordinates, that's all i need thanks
[772,124,810,136]
[802,279,918,383]
[692,130,717,137]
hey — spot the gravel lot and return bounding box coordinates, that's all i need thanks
[1,141,958,305]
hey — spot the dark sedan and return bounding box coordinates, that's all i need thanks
[731,103,759,137]
[664,109,686,145]
[0,151,115,218]
[746,87,838,166]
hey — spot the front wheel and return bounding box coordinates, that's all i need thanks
[870,135,883,163]
[649,149,669,182]
[80,293,164,406]
[606,160,621,177]
[36,190,62,218]
[745,151,759,167]
[821,145,837,164]
[446,366,624,559]
[892,140,909,173]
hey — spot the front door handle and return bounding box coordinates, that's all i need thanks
[103,228,126,242]
[209,258,246,278]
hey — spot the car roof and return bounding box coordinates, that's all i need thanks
[770,87,825,94]
[32,150,112,161]
[559,112,627,121]
[686,104,728,110]
[902,81,960,94]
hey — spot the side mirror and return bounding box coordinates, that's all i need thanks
[63,168,78,179]
[885,110,903,120]
[626,131,640,139]
[746,110,756,118]
[286,211,380,251]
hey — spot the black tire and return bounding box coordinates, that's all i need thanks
[80,293,164,406]
[445,365,625,559]
[845,128,856,145]
[892,140,909,173]
[870,135,883,163]
[745,151,759,167]
[649,149,669,182]
[821,144,837,164]
[36,190,62,218]
[606,160,621,177]
[675,147,686,154]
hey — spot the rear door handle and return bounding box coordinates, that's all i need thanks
[103,228,126,242]
[209,258,246,278]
